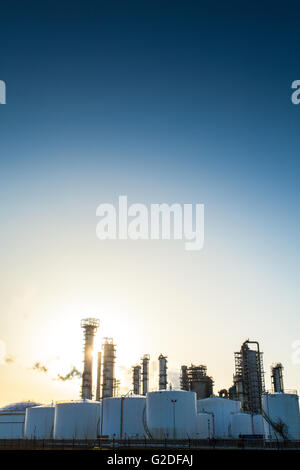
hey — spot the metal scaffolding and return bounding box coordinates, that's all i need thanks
[96,351,101,402]
[190,365,213,399]
[102,338,116,398]
[132,365,141,395]
[180,364,213,399]
[158,354,168,390]
[180,366,189,391]
[234,340,265,414]
[271,363,284,393]
[80,318,100,400]
[141,354,150,396]
[113,378,120,397]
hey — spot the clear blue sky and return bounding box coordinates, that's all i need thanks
[0,1,299,404]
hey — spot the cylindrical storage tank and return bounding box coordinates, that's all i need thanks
[196,413,212,438]
[146,390,197,439]
[262,392,300,440]
[229,413,252,438]
[0,412,25,438]
[252,414,264,435]
[53,400,101,439]
[101,396,146,438]
[0,402,41,438]
[25,405,55,439]
[197,397,241,438]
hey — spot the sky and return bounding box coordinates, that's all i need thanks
[0,1,299,405]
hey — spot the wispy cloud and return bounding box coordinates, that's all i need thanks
[0,342,16,366]
[31,362,48,373]
[56,366,82,381]
[4,355,15,364]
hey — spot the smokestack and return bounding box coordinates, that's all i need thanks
[80,318,100,400]
[132,365,141,395]
[102,338,116,398]
[141,354,150,396]
[158,354,168,390]
[96,351,101,401]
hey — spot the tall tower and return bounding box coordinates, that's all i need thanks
[234,340,265,414]
[141,354,150,396]
[158,354,168,390]
[81,318,100,400]
[271,363,284,393]
[96,351,102,401]
[132,365,141,395]
[102,338,116,398]
[180,366,189,391]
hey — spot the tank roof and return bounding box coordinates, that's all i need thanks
[0,401,41,412]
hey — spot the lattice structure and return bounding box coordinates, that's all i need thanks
[141,354,150,396]
[81,318,100,400]
[96,351,101,401]
[234,340,265,414]
[102,338,116,398]
[158,354,168,390]
[271,363,284,393]
[180,364,214,399]
[113,378,120,397]
[132,365,141,395]
[180,366,189,391]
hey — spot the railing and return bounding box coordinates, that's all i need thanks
[0,437,299,450]
[264,389,298,395]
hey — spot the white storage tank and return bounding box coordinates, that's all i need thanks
[146,390,197,439]
[25,405,55,439]
[229,413,252,438]
[262,392,300,440]
[54,400,101,439]
[0,402,41,438]
[196,413,212,438]
[252,414,265,435]
[101,396,146,438]
[197,397,241,438]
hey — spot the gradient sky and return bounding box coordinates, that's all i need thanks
[0,1,299,405]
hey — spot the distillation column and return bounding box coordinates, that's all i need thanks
[141,354,150,396]
[158,354,168,390]
[271,363,284,393]
[81,318,100,400]
[132,365,141,395]
[234,340,265,414]
[180,366,189,391]
[96,351,102,401]
[102,338,116,398]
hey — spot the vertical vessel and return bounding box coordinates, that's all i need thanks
[102,338,116,398]
[81,318,100,400]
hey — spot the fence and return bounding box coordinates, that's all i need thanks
[0,437,299,450]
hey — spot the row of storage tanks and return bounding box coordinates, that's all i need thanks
[1,391,300,440]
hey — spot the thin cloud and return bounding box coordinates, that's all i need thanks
[56,366,82,381]
[5,355,16,364]
[32,362,48,373]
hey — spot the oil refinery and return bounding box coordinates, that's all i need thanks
[0,317,299,449]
